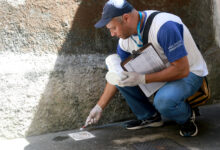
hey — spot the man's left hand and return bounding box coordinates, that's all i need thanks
[118,71,146,87]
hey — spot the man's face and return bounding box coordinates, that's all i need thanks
[106,17,132,39]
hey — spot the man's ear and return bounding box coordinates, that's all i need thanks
[122,13,130,23]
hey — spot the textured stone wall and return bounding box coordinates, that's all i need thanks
[213,0,220,47]
[207,0,220,104]
[0,0,131,139]
[0,0,219,139]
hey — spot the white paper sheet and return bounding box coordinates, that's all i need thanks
[124,45,168,97]
[68,131,95,141]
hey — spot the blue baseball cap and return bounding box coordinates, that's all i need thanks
[95,0,134,28]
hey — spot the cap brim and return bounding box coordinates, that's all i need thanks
[95,18,112,28]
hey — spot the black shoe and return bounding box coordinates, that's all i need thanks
[125,113,163,130]
[179,111,198,137]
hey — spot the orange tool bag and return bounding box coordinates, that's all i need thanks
[186,77,211,108]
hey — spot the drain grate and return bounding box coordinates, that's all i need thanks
[132,138,189,150]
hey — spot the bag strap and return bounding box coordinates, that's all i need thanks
[143,11,161,45]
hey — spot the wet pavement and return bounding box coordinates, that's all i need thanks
[1,104,220,150]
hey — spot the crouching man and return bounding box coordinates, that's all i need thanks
[85,0,208,137]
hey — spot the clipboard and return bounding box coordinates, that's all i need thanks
[121,43,167,70]
[120,43,168,97]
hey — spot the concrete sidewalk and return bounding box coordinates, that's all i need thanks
[1,104,220,150]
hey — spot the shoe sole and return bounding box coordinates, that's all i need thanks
[126,121,164,130]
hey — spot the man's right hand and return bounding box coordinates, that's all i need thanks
[86,104,103,125]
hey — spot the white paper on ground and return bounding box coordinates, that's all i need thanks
[68,131,95,141]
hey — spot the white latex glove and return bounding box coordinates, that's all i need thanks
[85,104,103,126]
[118,71,146,87]
[105,71,127,85]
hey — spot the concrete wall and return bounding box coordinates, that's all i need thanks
[0,0,219,139]
[213,0,220,47]
[0,0,131,139]
[206,0,220,104]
